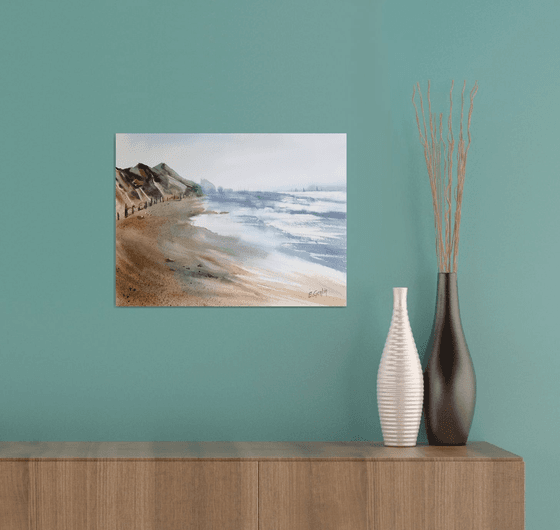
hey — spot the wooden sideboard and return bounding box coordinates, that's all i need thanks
[0,441,524,530]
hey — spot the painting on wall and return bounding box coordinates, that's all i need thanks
[115,133,347,307]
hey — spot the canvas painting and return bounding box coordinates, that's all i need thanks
[115,134,347,306]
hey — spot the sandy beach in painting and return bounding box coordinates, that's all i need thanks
[116,197,346,307]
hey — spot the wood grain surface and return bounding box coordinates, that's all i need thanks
[259,460,525,530]
[0,441,522,460]
[0,461,257,530]
[259,461,370,530]
[368,461,524,530]
[0,442,524,530]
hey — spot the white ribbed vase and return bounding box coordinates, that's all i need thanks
[377,287,423,447]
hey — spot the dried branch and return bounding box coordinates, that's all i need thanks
[413,80,478,272]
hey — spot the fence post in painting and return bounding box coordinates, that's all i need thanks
[132,205,135,214]
[124,206,128,218]
[117,212,119,220]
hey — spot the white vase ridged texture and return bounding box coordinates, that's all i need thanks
[377,288,424,447]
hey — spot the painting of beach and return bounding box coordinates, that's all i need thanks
[115,133,347,306]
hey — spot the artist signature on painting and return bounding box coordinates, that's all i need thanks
[308,288,327,298]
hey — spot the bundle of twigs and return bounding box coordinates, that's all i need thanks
[412,80,478,272]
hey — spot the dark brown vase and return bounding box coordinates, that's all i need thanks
[424,273,476,445]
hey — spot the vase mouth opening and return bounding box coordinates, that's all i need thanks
[392,288,408,308]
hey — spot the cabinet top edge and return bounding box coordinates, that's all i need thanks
[0,457,524,462]
[0,441,523,460]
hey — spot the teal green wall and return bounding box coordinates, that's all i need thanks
[1,0,558,527]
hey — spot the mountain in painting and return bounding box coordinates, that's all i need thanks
[116,163,202,219]
[200,178,217,194]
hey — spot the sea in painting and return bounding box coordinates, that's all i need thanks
[115,134,346,306]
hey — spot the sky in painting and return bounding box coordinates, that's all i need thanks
[116,133,346,191]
